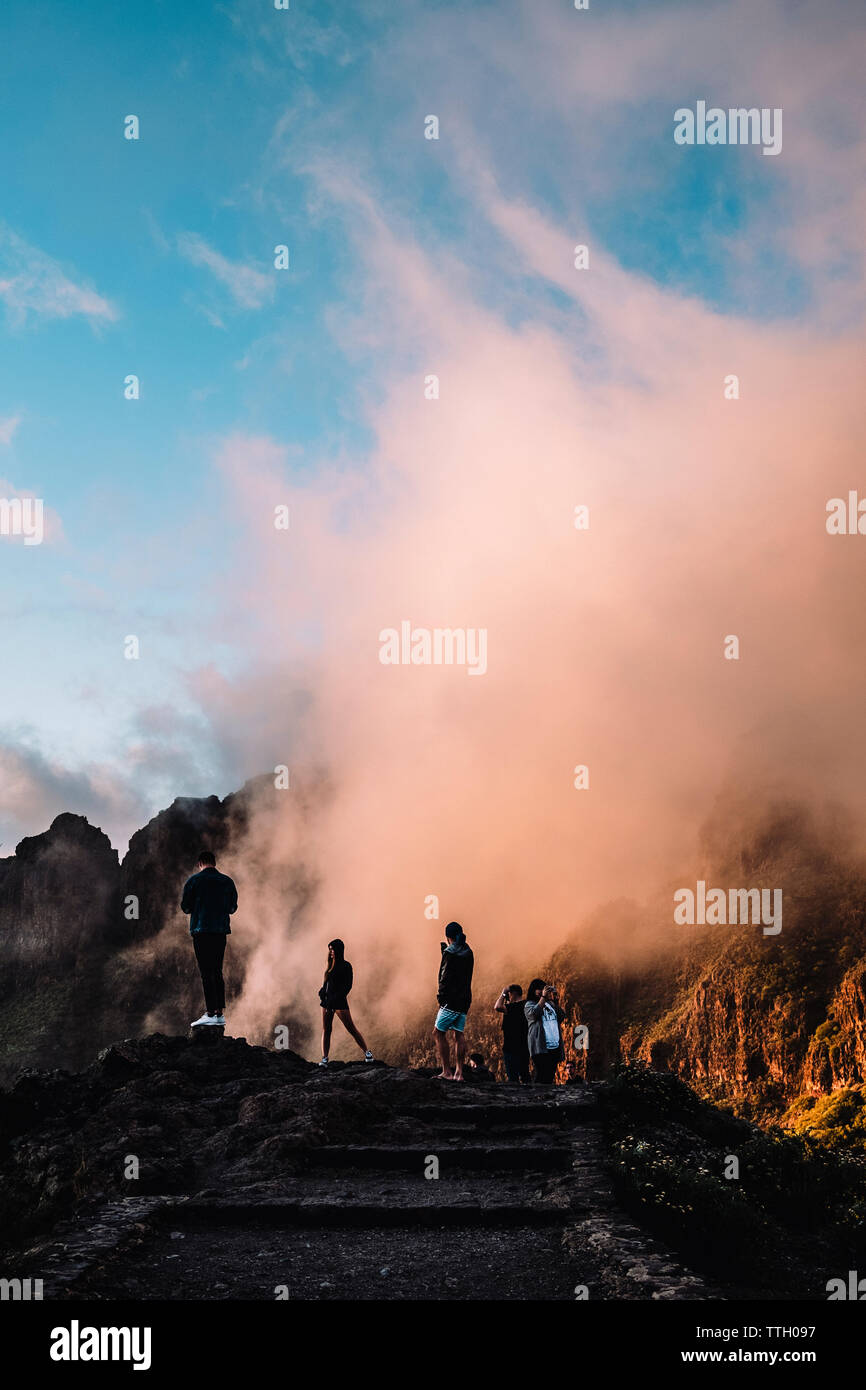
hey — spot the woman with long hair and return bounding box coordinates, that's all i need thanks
[524,978,564,1085]
[318,939,374,1067]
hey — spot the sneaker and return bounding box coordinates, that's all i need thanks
[319,1057,329,1067]
[364,1051,374,1063]
[191,1013,221,1027]
[213,1015,226,1027]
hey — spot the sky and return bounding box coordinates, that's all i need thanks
[1,0,865,927]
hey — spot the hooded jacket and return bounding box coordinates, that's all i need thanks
[437,936,474,1013]
[318,959,353,1009]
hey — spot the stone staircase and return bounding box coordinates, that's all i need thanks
[29,1077,713,1301]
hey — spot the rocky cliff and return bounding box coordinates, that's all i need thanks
[0,784,263,1079]
[611,804,866,1143]
[3,786,866,1148]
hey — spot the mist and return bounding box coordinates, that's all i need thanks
[177,174,866,1057]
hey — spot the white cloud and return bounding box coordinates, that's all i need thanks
[0,225,119,325]
[0,416,21,446]
[177,232,274,310]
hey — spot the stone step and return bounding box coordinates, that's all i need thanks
[404,1099,596,1127]
[177,1195,566,1229]
[303,1144,575,1172]
[398,1121,590,1142]
[402,1120,593,1137]
[68,1219,580,1301]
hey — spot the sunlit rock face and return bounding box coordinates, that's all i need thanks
[615,803,866,1129]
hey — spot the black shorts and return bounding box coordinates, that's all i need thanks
[321,998,349,1012]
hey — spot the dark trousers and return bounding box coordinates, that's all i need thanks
[193,932,226,1015]
[503,1048,532,1084]
[533,1051,559,1085]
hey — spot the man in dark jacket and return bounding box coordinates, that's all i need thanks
[433,921,474,1081]
[181,850,238,1028]
[494,984,531,1084]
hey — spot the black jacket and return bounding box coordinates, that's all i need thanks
[437,938,474,1013]
[319,960,353,1008]
[501,1000,530,1053]
[180,866,238,935]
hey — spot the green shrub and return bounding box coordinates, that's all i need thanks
[601,1064,866,1293]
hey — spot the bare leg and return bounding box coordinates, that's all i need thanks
[433,1027,452,1078]
[336,1007,368,1054]
[321,1009,334,1059]
[453,1030,467,1082]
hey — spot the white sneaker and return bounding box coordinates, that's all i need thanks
[191,1013,221,1027]
[213,1015,226,1027]
[364,1051,374,1063]
[319,1057,329,1067]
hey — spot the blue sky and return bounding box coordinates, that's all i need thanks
[0,0,862,850]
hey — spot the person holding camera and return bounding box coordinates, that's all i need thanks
[525,978,564,1085]
[494,983,531,1084]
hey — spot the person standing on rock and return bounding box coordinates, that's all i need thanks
[433,921,474,1082]
[181,850,237,1028]
[318,939,375,1067]
[525,979,564,1085]
[494,983,531,1084]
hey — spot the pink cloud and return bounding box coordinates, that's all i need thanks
[189,161,866,1044]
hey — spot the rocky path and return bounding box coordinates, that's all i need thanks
[20,1050,713,1302]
